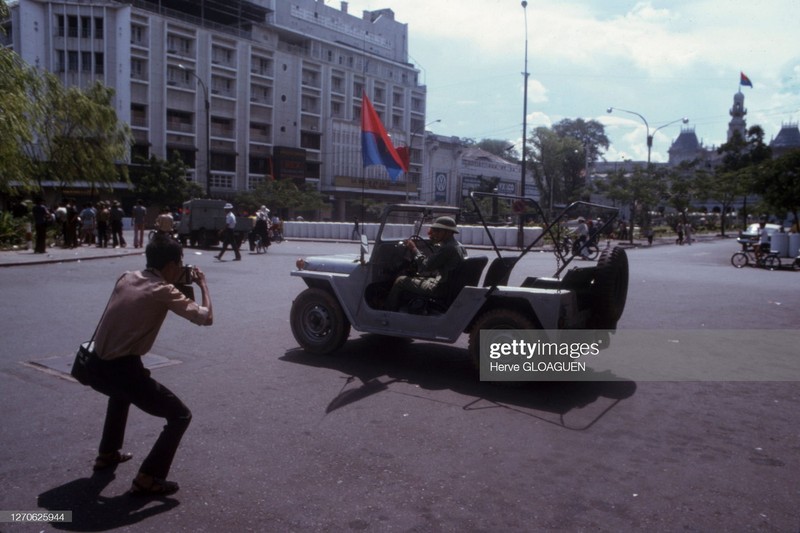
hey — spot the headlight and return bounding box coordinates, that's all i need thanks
[295,258,306,270]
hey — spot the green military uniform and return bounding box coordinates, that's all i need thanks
[386,216,466,310]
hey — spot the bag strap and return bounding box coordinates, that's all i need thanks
[90,275,123,342]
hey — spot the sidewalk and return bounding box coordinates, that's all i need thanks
[0,243,144,267]
[0,229,144,267]
[0,231,727,268]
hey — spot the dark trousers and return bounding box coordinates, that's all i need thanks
[218,229,241,259]
[34,223,47,253]
[111,221,126,247]
[89,355,191,479]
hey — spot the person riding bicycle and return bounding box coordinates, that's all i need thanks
[248,206,271,251]
[753,219,771,264]
[574,217,591,259]
[155,207,175,235]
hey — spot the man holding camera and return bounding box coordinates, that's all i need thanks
[88,234,213,496]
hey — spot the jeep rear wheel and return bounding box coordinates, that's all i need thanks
[468,308,536,368]
[591,246,629,329]
[290,288,351,355]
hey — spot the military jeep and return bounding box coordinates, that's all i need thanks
[289,193,628,366]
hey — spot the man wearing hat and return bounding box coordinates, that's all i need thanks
[216,203,241,261]
[386,216,467,311]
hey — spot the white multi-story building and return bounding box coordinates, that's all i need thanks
[4,0,427,219]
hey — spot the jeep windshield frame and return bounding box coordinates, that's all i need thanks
[375,204,461,244]
[468,191,620,277]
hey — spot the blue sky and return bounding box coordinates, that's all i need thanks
[347,0,800,163]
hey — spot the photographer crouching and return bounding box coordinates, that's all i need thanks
[87,234,213,496]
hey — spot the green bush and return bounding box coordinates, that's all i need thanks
[0,211,29,249]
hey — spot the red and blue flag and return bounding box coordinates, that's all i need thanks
[740,71,753,88]
[361,92,406,181]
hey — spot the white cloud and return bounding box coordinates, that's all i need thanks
[346,0,800,159]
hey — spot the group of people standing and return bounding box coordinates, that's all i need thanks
[32,197,128,253]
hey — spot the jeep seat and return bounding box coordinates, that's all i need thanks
[442,255,489,305]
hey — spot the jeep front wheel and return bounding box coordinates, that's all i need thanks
[290,288,351,355]
[468,308,536,368]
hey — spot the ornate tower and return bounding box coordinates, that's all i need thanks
[727,90,747,141]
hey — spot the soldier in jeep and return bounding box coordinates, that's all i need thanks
[385,216,467,311]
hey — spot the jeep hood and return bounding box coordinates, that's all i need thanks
[295,254,362,275]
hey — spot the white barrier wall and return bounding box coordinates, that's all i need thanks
[283,221,543,247]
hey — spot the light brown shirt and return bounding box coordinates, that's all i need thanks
[95,269,210,360]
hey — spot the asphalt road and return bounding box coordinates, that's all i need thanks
[0,238,798,532]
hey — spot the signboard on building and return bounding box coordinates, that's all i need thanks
[333,176,408,193]
[434,171,448,203]
[460,175,516,197]
[273,146,307,184]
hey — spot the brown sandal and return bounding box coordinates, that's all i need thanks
[130,475,179,496]
[93,451,133,471]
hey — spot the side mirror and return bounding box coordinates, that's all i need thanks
[360,234,369,264]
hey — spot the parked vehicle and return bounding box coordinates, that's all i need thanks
[175,199,250,248]
[737,222,782,247]
[289,192,629,370]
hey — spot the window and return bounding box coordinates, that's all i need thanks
[67,16,78,38]
[211,153,236,172]
[252,56,273,77]
[68,51,78,72]
[211,76,235,97]
[80,17,91,38]
[300,131,321,150]
[131,58,146,80]
[166,109,194,132]
[94,17,104,39]
[81,52,92,72]
[94,52,104,75]
[251,84,272,102]
[131,103,147,127]
[250,122,271,142]
[131,24,146,45]
[211,117,234,138]
[212,45,234,66]
[167,34,192,56]
[56,50,65,72]
[56,15,65,37]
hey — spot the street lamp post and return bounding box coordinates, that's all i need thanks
[606,107,688,167]
[180,64,211,198]
[606,107,688,241]
[405,119,441,202]
[518,0,529,248]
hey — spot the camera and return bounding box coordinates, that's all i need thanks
[175,265,197,300]
[176,264,197,285]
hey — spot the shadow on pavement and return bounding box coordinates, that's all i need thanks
[281,334,636,430]
[37,469,179,531]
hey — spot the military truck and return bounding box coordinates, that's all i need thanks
[176,199,250,248]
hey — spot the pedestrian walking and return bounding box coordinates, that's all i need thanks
[132,199,147,248]
[110,201,127,248]
[87,234,213,496]
[216,203,241,261]
[96,201,110,248]
[32,196,50,254]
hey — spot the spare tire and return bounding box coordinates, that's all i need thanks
[591,246,629,329]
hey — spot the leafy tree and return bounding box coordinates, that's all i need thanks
[476,139,518,162]
[593,165,668,242]
[527,127,584,211]
[234,179,325,216]
[754,148,800,230]
[552,118,610,165]
[130,152,203,208]
[0,17,39,191]
[704,126,772,236]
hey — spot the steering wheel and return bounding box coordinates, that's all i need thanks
[408,234,434,255]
